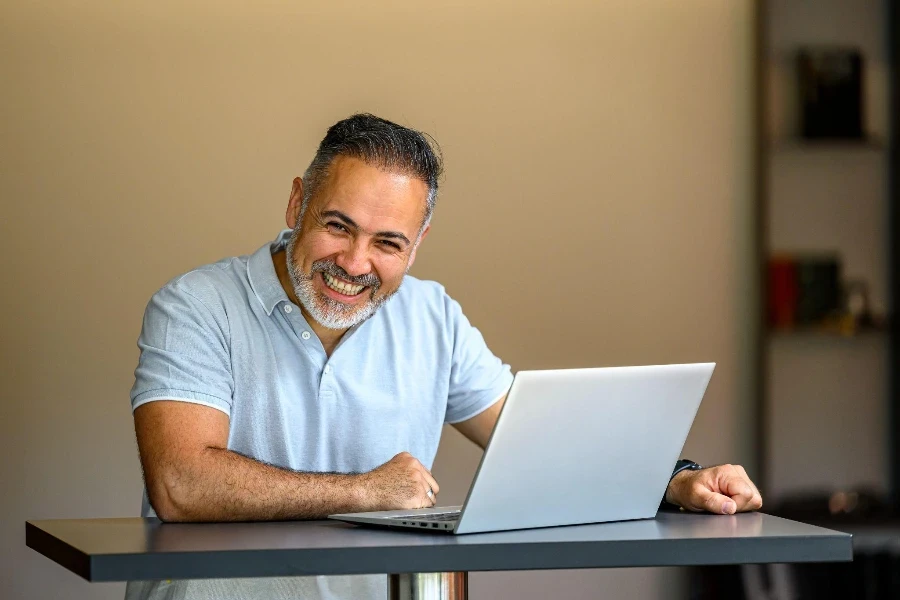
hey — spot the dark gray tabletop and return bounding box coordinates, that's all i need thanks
[26,511,852,582]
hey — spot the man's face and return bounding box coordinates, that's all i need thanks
[284,155,430,330]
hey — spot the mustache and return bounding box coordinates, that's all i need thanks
[311,259,381,290]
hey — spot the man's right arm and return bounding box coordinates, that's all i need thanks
[135,400,439,522]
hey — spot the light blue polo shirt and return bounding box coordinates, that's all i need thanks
[126,230,513,600]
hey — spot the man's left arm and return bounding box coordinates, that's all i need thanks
[452,394,507,449]
[452,395,764,515]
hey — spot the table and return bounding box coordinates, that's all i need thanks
[26,511,852,599]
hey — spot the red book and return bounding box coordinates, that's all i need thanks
[768,257,798,329]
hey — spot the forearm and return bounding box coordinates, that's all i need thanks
[152,447,367,522]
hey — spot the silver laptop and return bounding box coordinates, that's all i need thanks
[330,363,714,534]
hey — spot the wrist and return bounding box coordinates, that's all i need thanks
[348,472,372,511]
[665,469,693,505]
[664,460,702,506]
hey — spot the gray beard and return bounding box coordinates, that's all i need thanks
[284,227,401,330]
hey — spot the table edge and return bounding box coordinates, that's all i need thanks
[25,519,853,582]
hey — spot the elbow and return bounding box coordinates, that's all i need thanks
[153,504,181,523]
[150,498,183,523]
[142,446,223,522]
[146,471,193,522]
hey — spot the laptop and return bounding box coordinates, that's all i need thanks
[329,363,715,534]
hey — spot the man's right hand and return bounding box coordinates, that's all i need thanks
[357,452,440,511]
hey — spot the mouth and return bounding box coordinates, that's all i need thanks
[320,271,368,299]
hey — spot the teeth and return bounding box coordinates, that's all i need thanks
[323,272,365,295]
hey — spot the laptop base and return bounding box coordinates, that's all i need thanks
[331,506,461,533]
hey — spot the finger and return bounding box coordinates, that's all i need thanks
[735,466,764,510]
[409,457,440,497]
[719,469,757,512]
[421,468,440,498]
[422,477,437,507]
[693,485,738,515]
[420,481,436,508]
[751,489,763,510]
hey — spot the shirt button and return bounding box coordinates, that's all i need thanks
[301,331,311,340]
[284,305,293,314]
[324,365,333,375]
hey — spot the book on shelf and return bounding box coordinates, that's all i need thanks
[797,46,864,140]
[767,253,841,330]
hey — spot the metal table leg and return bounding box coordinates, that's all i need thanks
[388,572,468,600]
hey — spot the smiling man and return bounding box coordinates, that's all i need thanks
[126,114,762,600]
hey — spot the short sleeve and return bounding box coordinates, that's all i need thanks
[130,277,234,416]
[443,295,514,424]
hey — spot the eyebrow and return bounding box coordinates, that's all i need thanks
[321,210,411,247]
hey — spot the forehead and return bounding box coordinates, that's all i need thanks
[312,156,428,236]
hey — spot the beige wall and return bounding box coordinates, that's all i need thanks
[0,1,755,598]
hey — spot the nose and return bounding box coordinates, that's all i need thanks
[334,238,373,278]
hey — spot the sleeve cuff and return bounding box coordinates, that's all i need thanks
[445,374,514,424]
[131,389,232,416]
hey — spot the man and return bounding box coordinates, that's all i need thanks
[127,114,763,600]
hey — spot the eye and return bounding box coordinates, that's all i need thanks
[326,221,349,233]
[378,239,402,251]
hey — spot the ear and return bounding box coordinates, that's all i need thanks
[286,177,305,229]
[407,224,431,269]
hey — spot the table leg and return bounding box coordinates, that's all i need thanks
[388,572,468,600]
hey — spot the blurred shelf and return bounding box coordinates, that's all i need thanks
[768,137,886,153]
[768,325,889,339]
[766,51,891,65]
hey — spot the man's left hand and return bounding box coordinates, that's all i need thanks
[664,464,763,515]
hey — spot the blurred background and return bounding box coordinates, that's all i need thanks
[0,0,895,598]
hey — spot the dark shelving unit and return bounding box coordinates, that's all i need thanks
[889,0,899,511]
[696,4,897,596]
[755,0,895,506]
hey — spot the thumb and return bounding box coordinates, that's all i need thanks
[694,486,737,515]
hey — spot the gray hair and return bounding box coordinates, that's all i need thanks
[301,114,443,233]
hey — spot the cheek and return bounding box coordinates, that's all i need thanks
[300,234,346,265]
[372,256,409,287]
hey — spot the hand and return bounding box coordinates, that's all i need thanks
[357,452,440,511]
[665,464,763,515]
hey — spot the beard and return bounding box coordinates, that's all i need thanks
[285,226,402,330]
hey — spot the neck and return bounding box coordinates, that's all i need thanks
[271,248,348,354]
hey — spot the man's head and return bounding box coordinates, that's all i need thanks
[284,114,443,331]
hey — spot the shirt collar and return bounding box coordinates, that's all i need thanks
[248,229,292,316]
